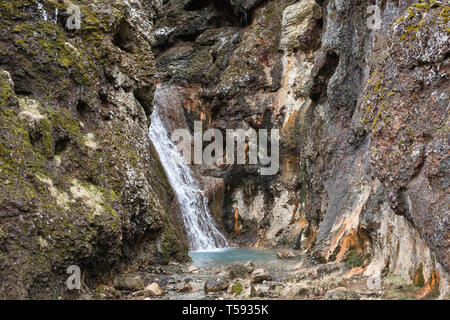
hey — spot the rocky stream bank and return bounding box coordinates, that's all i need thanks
[90,249,439,300]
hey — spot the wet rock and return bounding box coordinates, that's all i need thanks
[277,249,297,259]
[229,264,250,279]
[324,287,359,300]
[204,276,230,293]
[144,283,165,296]
[115,275,145,292]
[251,268,270,283]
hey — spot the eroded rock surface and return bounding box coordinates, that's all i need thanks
[0,0,189,299]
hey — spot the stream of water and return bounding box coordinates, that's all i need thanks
[189,248,281,267]
[148,86,229,251]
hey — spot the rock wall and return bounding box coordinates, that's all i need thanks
[0,0,189,299]
[153,0,449,297]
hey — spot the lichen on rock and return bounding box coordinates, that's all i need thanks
[0,0,188,299]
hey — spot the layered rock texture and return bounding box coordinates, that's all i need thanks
[153,0,449,298]
[0,0,448,299]
[0,0,188,299]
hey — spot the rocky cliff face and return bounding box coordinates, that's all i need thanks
[153,0,449,297]
[0,0,448,300]
[0,0,188,299]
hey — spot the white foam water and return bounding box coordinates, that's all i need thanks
[148,87,229,251]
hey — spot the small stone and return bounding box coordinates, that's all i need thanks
[144,283,165,296]
[115,275,144,292]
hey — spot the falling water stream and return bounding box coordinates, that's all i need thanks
[148,86,229,251]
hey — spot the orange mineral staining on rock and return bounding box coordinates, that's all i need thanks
[344,266,367,279]
[234,208,239,235]
[298,218,308,229]
[417,270,440,299]
[335,232,361,263]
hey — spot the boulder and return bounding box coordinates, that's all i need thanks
[251,268,270,283]
[115,275,145,292]
[229,264,249,279]
[204,277,230,293]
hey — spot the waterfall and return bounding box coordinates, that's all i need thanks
[148,87,229,251]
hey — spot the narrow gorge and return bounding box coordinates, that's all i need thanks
[0,0,448,300]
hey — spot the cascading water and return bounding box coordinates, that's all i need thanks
[148,86,229,251]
